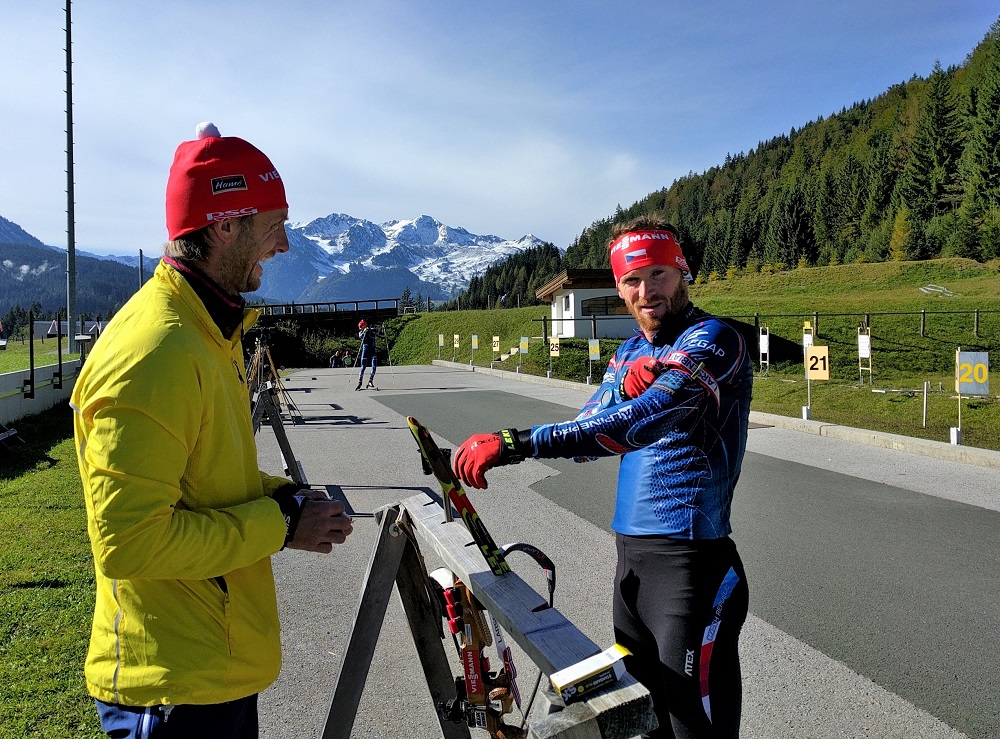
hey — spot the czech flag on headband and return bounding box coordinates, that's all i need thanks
[608,230,693,283]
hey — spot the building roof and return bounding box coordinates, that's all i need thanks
[535,269,616,302]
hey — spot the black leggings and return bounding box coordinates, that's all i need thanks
[613,534,748,739]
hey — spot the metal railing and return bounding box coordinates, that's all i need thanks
[259,298,400,316]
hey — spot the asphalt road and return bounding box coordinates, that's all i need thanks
[255,365,999,738]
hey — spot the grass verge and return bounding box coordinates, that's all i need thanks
[0,338,80,375]
[0,406,101,738]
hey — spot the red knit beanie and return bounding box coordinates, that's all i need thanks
[165,122,288,240]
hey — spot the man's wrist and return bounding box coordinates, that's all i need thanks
[272,485,307,548]
[499,428,532,462]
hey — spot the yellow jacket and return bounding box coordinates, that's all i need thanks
[72,261,290,706]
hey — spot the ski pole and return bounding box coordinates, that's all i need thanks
[380,325,395,380]
[347,347,361,388]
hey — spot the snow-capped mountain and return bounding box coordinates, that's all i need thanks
[0,210,550,304]
[250,213,548,303]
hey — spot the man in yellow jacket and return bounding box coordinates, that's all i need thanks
[71,122,354,738]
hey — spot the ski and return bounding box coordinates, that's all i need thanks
[407,416,510,577]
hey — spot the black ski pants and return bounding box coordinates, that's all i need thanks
[613,533,748,739]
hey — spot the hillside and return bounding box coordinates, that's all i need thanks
[567,21,1000,273]
[393,258,1000,378]
[454,18,1000,309]
[0,241,145,332]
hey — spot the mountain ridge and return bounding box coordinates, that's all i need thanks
[0,211,551,310]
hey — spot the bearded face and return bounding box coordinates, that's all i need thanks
[215,209,290,294]
[617,265,689,337]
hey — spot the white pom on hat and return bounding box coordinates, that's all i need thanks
[195,121,222,139]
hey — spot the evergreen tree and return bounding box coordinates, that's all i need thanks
[889,206,915,260]
[399,286,414,309]
[901,61,964,223]
[961,32,1000,221]
[448,243,563,310]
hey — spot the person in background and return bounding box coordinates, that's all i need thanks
[451,215,752,739]
[355,319,378,390]
[72,122,354,739]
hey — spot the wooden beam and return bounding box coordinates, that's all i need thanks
[319,506,408,739]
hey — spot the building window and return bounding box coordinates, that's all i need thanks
[563,295,571,312]
[581,296,628,316]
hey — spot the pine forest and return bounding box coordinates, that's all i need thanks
[454,19,1000,308]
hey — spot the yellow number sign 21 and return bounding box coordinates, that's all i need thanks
[805,346,830,380]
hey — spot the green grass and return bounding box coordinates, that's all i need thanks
[691,258,1000,378]
[0,338,80,375]
[0,406,101,738]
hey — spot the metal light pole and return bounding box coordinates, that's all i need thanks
[65,0,77,352]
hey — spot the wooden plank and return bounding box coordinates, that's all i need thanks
[531,701,603,739]
[534,676,657,739]
[394,518,471,739]
[401,493,598,673]
[400,493,656,738]
[319,506,407,739]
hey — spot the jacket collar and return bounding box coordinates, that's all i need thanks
[162,256,249,340]
[159,258,260,344]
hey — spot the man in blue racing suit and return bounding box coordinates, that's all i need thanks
[453,216,752,739]
[355,319,378,390]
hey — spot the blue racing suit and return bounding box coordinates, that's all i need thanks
[526,302,753,738]
[529,302,753,538]
[357,327,378,385]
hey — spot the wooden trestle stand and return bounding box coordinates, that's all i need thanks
[319,493,655,739]
[252,381,307,486]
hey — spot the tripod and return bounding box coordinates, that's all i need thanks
[246,335,300,420]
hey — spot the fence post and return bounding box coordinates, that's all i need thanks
[24,310,35,399]
[813,311,819,337]
[542,315,548,346]
[920,309,925,337]
[591,315,598,339]
[55,308,63,390]
[974,309,980,338]
[754,312,759,336]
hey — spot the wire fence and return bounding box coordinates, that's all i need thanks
[530,308,1000,341]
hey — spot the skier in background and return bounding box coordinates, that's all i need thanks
[355,319,378,390]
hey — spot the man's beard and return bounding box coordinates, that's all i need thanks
[218,227,260,295]
[630,281,689,335]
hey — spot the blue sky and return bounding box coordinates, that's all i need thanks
[1,1,996,256]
